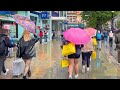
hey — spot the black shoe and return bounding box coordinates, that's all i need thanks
[23,76,27,79]
[27,70,31,77]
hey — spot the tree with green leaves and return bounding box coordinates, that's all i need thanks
[117,20,120,29]
[81,11,119,30]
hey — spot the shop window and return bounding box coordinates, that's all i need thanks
[60,11,63,17]
[1,21,18,38]
[30,16,37,33]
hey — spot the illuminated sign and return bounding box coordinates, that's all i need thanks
[40,12,49,19]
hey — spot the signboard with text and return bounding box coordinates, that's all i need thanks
[40,12,49,19]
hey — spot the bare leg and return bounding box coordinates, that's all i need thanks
[74,59,79,75]
[23,59,32,79]
[68,59,74,78]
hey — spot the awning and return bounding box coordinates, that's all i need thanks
[0,11,17,15]
[30,11,40,15]
[0,15,15,21]
[51,17,66,20]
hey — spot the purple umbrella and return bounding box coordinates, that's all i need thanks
[13,14,35,34]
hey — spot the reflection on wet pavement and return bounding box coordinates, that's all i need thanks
[42,40,120,79]
[1,39,120,79]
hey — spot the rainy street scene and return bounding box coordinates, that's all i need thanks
[0,11,120,79]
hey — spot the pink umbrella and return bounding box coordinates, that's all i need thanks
[13,14,35,34]
[84,27,97,37]
[63,28,91,45]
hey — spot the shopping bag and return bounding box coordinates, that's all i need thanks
[91,51,97,60]
[62,43,76,56]
[93,38,97,46]
[61,59,69,68]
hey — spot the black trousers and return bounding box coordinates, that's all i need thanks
[39,37,42,44]
[0,56,6,75]
[118,51,120,63]
[82,51,92,67]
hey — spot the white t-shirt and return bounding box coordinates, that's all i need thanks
[109,33,113,37]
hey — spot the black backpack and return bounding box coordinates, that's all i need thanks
[0,36,5,55]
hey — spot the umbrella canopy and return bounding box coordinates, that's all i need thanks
[13,14,35,34]
[63,28,91,45]
[84,27,97,37]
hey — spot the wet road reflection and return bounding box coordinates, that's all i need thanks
[1,39,120,79]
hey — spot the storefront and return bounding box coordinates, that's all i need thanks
[0,15,18,38]
[51,11,67,38]
[40,11,51,41]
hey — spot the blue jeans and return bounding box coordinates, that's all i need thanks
[104,38,108,46]
[97,40,102,49]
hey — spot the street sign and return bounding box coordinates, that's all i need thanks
[40,12,49,19]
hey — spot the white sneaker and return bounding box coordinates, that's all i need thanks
[87,68,90,72]
[75,74,79,79]
[3,69,9,76]
[82,65,85,73]
[68,75,72,79]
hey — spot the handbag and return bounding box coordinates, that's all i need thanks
[61,59,69,68]
[62,43,76,56]
[91,51,96,60]
[93,38,97,46]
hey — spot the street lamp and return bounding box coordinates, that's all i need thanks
[111,11,114,31]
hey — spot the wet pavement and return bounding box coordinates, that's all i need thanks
[0,38,120,79]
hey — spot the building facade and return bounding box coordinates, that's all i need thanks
[0,11,67,42]
[66,11,82,28]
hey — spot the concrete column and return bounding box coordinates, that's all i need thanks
[27,11,30,19]
[59,11,60,17]
[49,11,52,41]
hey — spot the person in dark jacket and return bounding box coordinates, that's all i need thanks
[61,38,83,79]
[0,29,16,76]
[115,29,120,64]
[17,30,39,79]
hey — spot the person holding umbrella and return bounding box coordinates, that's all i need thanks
[13,14,39,79]
[17,30,39,79]
[63,28,91,79]
[81,38,94,73]
[81,27,96,73]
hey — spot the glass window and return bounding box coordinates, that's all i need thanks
[1,21,18,38]
[60,11,63,17]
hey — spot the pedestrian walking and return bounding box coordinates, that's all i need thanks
[52,30,55,40]
[103,30,109,47]
[0,29,16,76]
[115,29,120,64]
[61,39,82,79]
[96,31,102,50]
[16,30,39,79]
[109,31,114,47]
[39,30,43,44]
[81,38,94,73]
[44,30,47,43]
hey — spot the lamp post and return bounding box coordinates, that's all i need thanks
[111,11,114,32]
